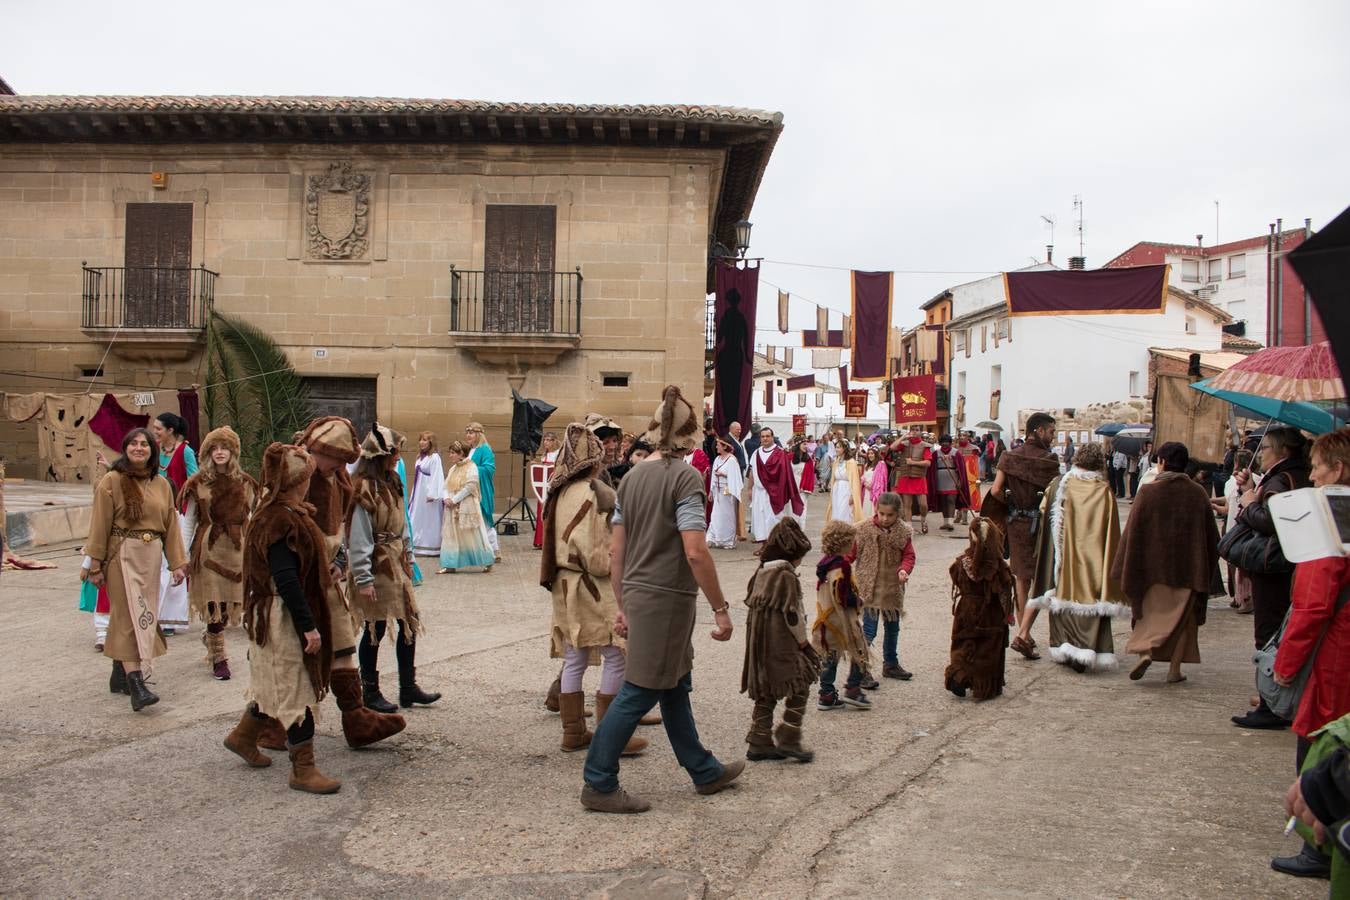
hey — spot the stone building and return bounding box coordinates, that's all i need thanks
[0,96,783,501]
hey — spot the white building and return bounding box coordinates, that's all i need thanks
[945,275,1229,436]
[710,352,889,439]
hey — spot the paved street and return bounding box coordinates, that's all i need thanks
[0,498,1322,899]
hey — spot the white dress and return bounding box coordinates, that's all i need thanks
[749,446,798,541]
[860,467,876,519]
[409,453,446,557]
[830,460,854,522]
[707,454,745,549]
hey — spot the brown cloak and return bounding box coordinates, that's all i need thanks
[945,522,1014,701]
[742,560,821,701]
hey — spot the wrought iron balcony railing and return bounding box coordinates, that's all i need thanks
[449,267,582,335]
[81,264,217,330]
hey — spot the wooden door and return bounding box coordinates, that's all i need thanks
[303,377,378,435]
[483,204,556,332]
[124,203,193,327]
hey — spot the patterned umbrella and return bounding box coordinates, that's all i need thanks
[1190,377,1343,435]
[1206,341,1344,403]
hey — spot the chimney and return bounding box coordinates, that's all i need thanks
[1196,234,1204,249]
[1305,217,1313,238]
[1045,244,1053,263]
[1068,256,1086,270]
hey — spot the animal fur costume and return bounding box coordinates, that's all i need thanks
[742,519,820,701]
[178,426,258,627]
[540,423,624,664]
[945,517,1014,701]
[348,424,421,637]
[853,516,914,623]
[987,435,1060,580]
[242,443,334,727]
[812,522,871,672]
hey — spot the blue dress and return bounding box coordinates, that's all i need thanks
[395,457,424,585]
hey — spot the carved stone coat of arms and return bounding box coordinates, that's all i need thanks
[306,162,370,259]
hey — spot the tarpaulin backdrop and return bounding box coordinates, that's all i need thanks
[1004,264,1169,316]
[893,375,938,426]
[850,271,893,380]
[712,262,759,436]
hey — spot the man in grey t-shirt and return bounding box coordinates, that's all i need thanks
[581,386,743,814]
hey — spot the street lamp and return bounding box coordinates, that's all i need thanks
[734,219,753,257]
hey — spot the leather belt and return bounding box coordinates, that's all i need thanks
[111,527,164,543]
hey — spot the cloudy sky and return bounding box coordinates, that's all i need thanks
[5,0,1348,347]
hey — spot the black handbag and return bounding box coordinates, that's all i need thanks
[1218,520,1293,576]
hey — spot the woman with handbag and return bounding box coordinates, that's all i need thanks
[1229,427,1311,729]
[1268,428,1350,880]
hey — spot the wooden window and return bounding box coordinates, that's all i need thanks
[304,376,377,430]
[124,202,192,327]
[484,204,557,332]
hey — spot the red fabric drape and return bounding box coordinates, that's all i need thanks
[177,388,200,449]
[850,271,893,380]
[88,394,149,450]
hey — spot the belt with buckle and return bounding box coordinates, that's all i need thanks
[111,527,164,543]
[373,531,403,545]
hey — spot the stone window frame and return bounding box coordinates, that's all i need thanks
[110,185,210,268]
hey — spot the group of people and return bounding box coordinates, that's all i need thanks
[404,423,500,573]
[83,414,440,793]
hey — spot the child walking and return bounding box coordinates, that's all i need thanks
[741,518,820,762]
[945,517,1014,701]
[855,492,916,685]
[813,520,872,710]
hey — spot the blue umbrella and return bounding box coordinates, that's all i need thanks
[1094,422,1127,436]
[1190,377,1343,435]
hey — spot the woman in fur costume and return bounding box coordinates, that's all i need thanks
[1027,443,1129,674]
[540,423,648,757]
[813,520,872,710]
[222,443,340,793]
[85,427,189,711]
[742,517,819,762]
[945,517,1014,701]
[350,424,440,712]
[178,426,258,681]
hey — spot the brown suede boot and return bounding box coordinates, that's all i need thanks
[545,675,562,713]
[594,692,648,757]
[257,716,288,752]
[745,698,784,761]
[330,668,406,748]
[287,741,341,794]
[222,710,273,768]
[559,691,592,752]
[773,692,814,763]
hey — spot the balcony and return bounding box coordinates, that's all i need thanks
[81,264,217,362]
[449,267,582,368]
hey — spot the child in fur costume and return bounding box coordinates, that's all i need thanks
[741,517,820,762]
[945,517,1014,701]
[854,492,917,687]
[813,520,872,710]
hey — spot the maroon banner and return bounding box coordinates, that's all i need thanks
[839,363,849,395]
[792,414,807,435]
[851,271,893,381]
[893,375,938,425]
[926,323,946,374]
[1005,264,1169,317]
[763,378,774,414]
[845,390,869,418]
[713,262,759,436]
[785,374,816,391]
[801,329,847,348]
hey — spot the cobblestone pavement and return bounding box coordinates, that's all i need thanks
[0,498,1321,898]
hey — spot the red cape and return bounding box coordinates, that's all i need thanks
[927,445,972,510]
[755,447,804,516]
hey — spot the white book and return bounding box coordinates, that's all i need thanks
[1268,485,1350,563]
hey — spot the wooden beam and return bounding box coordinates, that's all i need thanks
[593,120,605,140]
[37,115,58,138]
[117,115,138,136]
[618,118,631,141]
[193,114,213,136]
[142,115,161,135]
[538,116,551,138]
[486,115,500,138]
[8,116,29,136]
[674,121,685,142]
[273,116,291,137]
[350,116,366,136]
[406,115,421,136]
[249,115,265,137]
[459,115,473,137]
[514,117,526,140]
[169,114,188,135]
[91,115,112,135]
[699,124,710,143]
[295,116,312,137]
[220,115,238,137]
[66,115,90,137]
[647,119,658,141]
[378,116,394,136]
[565,117,578,139]
[328,116,343,136]
[434,115,449,136]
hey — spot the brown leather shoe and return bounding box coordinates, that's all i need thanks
[287,741,341,794]
[594,691,648,756]
[331,668,406,748]
[222,710,273,768]
[1010,635,1041,660]
[580,784,650,814]
[696,759,746,795]
[256,715,288,751]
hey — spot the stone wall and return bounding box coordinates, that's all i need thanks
[0,143,722,487]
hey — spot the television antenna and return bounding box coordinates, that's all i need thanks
[1073,195,1085,256]
[1040,214,1056,247]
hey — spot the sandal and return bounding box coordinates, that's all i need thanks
[1010,636,1040,660]
[921,520,930,535]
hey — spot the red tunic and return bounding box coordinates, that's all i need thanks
[894,438,931,496]
[1274,556,1350,739]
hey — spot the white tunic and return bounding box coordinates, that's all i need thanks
[409,453,446,556]
[707,454,745,549]
[749,446,798,541]
[830,460,854,522]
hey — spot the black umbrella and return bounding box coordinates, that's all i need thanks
[1094,422,1127,436]
[1288,205,1350,389]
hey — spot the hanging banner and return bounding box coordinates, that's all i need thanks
[778,290,790,333]
[763,378,774,414]
[782,347,793,369]
[802,329,847,348]
[816,305,828,346]
[850,270,893,381]
[1004,264,1168,316]
[792,414,807,434]
[841,314,852,349]
[892,374,938,426]
[845,390,869,418]
[839,363,849,395]
[811,347,841,368]
[713,262,759,436]
[786,374,816,391]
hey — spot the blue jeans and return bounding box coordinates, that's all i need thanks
[862,609,900,666]
[819,653,862,695]
[583,672,724,794]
